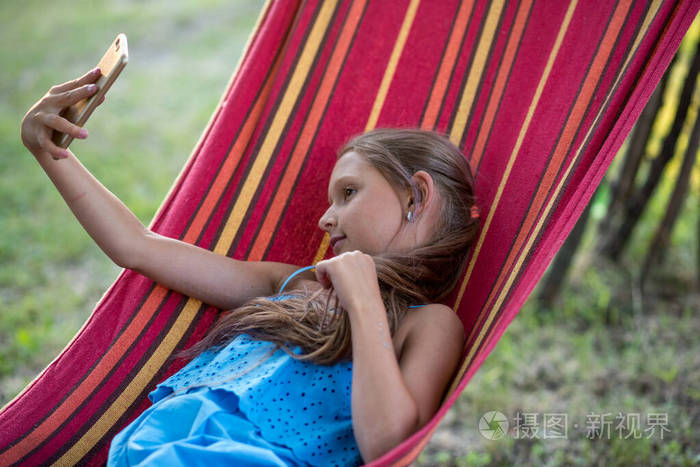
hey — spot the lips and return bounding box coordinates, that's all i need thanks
[329,235,346,253]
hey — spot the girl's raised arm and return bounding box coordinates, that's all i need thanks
[21,69,297,310]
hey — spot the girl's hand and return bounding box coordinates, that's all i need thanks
[314,251,383,314]
[21,68,101,160]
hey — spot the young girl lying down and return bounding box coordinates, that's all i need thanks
[21,67,479,466]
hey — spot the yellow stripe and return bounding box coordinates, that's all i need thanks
[149,0,276,231]
[313,232,331,264]
[467,0,662,368]
[57,3,341,463]
[447,0,579,397]
[364,0,421,131]
[315,0,422,261]
[55,300,202,465]
[449,0,662,398]
[448,0,506,145]
[215,0,339,255]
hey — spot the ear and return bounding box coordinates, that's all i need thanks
[409,170,436,216]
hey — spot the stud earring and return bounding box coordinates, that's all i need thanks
[406,210,414,223]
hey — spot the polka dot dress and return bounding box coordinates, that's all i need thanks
[144,334,361,466]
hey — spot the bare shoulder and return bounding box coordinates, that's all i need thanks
[394,303,464,360]
[400,304,465,343]
[394,303,465,426]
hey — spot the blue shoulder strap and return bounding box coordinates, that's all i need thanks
[278,265,425,308]
[279,265,316,293]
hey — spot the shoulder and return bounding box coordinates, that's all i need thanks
[395,304,464,357]
[403,304,464,336]
[393,304,465,426]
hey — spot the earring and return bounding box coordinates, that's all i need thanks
[406,210,414,223]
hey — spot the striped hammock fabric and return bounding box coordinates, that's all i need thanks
[1,0,696,465]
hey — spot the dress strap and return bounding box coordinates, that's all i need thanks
[279,265,316,293]
[279,265,427,309]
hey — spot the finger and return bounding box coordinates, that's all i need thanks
[37,112,88,140]
[37,132,71,160]
[51,83,98,107]
[314,264,333,289]
[50,68,101,94]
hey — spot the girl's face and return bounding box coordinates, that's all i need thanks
[319,151,413,256]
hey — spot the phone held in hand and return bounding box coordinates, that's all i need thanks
[52,33,129,149]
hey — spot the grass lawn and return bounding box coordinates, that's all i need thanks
[2,2,698,465]
[0,0,265,401]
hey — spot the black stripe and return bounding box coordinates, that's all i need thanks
[262,2,374,264]
[417,2,463,126]
[471,0,534,177]
[194,1,320,248]
[444,1,494,137]
[246,1,370,261]
[457,0,513,151]
[494,0,633,298]
[0,279,159,456]
[224,0,346,258]
[180,42,287,243]
[502,0,657,292]
[466,0,623,346]
[81,303,213,465]
[198,0,326,255]
[15,287,179,464]
[434,0,481,133]
[465,0,657,373]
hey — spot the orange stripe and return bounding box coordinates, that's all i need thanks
[60,2,344,461]
[393,422,441,466]
[449,0,506,145]
[249,0,367,260]
[470,0,532,168]
[365,0,421,131]
[449,0,580,396]
[58,298,204,465]
[183,54,283,244]
[213,0,341,256]
[313,0,422,261]
[0,285,169,465]
[0,4,283,464]
[420,0,475,129]
[452,0,646,398]
[7,65,280,467]
[475,0,657,353]
[475,0,632,328]
[49,1,342,462]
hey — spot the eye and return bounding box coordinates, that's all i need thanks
[343,187,356,200]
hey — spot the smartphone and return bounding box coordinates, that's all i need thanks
[52,33,129,148]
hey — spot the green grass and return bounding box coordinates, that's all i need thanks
[416,272,700,466]
[0,0,265,402]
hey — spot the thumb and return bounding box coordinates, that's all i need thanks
[314,263,333,289]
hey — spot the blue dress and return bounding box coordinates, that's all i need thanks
[108,329,361,466]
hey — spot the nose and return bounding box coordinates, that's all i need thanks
[318,206,336,232]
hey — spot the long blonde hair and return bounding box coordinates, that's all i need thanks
[185,128,479,365]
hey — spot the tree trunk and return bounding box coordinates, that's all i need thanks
[600,45,700,260]
[641,111,700,287]
[598,66,671,242]
[538,195,594,307]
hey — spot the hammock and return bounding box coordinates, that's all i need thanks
[2,0,696,465]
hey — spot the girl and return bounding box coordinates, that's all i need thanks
[21,68,479,466]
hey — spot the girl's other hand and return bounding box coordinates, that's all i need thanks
[314,251,383,314]
[21,68,101,160]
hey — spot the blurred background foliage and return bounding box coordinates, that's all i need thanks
[0,1,698,465]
